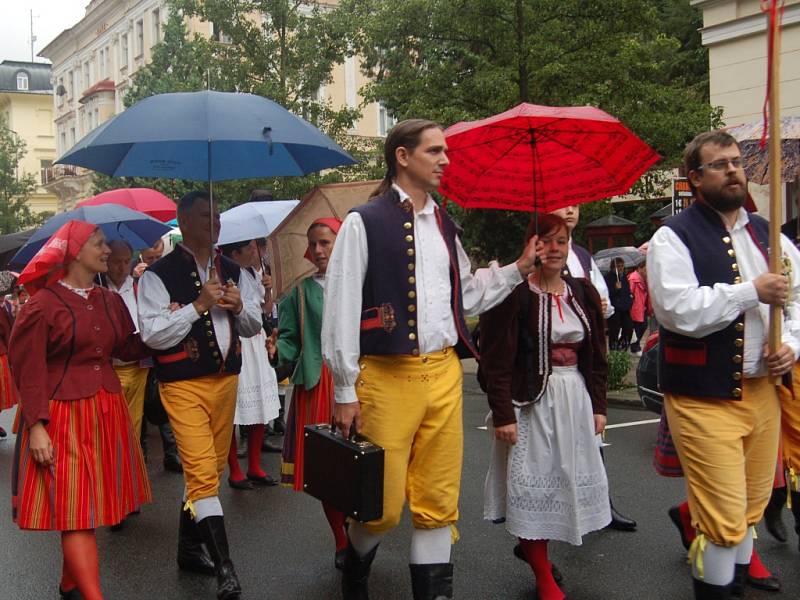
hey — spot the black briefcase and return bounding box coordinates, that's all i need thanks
[303,424,384,522]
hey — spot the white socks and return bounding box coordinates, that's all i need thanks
[735,527,753,565]
[410,526,451,565]
[349,521,384,557]
[693,540,736,586]
[193,496,224,522]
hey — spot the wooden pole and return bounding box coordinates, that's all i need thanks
[768,9,783,365]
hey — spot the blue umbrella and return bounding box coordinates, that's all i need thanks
[55,91,357,181]
[9,205,172,269]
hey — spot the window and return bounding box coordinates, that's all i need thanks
[84,61,90,89]
[99,49,105,78]
[152,9,161,45]
[57,77,64,105]
[40,160,53,185]
[69,127,75,146]
[67,70,74,98]
[16,72,29,91]
[378,102,397,136]
[105,46,111,77]
[60,131,66,154]
[135,19,144,56]
[121,33,129,69]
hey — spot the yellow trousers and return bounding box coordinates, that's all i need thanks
[781,363,800,490]
[665,376,780,546]
[114,364,149,437]
[357,348,463,534]
[160,373,238,502]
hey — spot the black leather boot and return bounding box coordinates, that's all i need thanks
[197,515,242,600]
[730,563,748,599]
[177,504,215,576]
[342,543,378,600]
[59,587,83,600]
[160,423,183,473]
[409,563,453,600]
[791,490,800,552]
[608,498,637,531]
[693,578,732,599]
[512,543,563,583]
[764,486,787,542]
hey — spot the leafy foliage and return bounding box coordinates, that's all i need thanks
[607,349,632,390]
[0,114,49,234]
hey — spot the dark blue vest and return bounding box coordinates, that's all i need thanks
[658,201,769,400]
[352,190,477,358]
[148,246,243,382]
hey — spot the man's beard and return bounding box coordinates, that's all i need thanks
[703,185,746,212]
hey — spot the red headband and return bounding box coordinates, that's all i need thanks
[304,217,342,262]
[17,220,98,296]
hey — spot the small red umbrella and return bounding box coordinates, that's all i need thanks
[439,103,660,213]
[77,188,177,222]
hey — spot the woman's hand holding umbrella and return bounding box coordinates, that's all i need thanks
[515,235,547,277]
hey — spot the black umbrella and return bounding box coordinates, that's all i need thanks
[0,229,35,269]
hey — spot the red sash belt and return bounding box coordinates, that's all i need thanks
[155,351,189,364]
[550,342,580,366]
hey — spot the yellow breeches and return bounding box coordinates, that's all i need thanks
[159,373,239,502]
[665,376,780,546]
[781,363,800,490]
[114,364,149,437]
[356,347,463,535]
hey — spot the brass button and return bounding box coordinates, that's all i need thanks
[408,319,416,327]
[205,320,212,326]
[213,351,220,357]
[722,236,731,244]
[408,304,416,312]
[727,249,735,257]
[734,338,744,348]
[409,333,417,341]
[203,311,209,316]
[735,322,744,332]
[732,372,742,381]
[407,249,414,257]
[732,263,738,271]
[359,363,365,370]
[403,222,413,230]
[206,331,213,337]
[411,348,419,356]
[191,271,197,277]
[732,387,742,398]
[407,263,415,271]
[408,276,416,284]
[405,235,413,243]
[408,291,416,299]
[209,341,216,347]
[733,277,742,284]
[195,281,202,287]
[733,354,743,364]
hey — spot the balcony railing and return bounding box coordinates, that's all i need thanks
[42,164,87,184]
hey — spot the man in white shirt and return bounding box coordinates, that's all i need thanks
[648,130,800,599]
[323,119,539,600]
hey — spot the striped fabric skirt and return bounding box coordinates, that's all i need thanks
[281,365,333,491]
[0,354,19,411]
[12,390,152,531]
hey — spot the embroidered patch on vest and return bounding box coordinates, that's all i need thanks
[663,340,707,366]
[360,304,397,333]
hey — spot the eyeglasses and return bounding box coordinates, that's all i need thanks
[696,158,744,172]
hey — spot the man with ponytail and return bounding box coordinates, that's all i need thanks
[322,119,540,599]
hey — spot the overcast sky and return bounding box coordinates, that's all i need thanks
[1,1,86,63]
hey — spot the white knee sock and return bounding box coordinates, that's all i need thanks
[193,496,224,522]
[693,540,736,586]
[409,526,451,565]
[349,521,384,557]
[735,528,753,565]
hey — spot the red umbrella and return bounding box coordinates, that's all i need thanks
[439,103,660,212]
[77,188,177,222]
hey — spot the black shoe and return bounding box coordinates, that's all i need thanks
[607,500,637,531]
[261,438,283,453]
[342,543,378,600]
[790,490,800,552]
[246,472,278,486]
[177,505,216,577]
[196,515,242,600]
[764,486,788,542]
[59,586,83,599]
[163,453,183,474]
[730,563,748,599]
[668,505,693,550]
[271,417,286,435]
[228,478,254,491]
[511,543,563,584]
[0,426,7,438]
[693,578,732,599]
[335,548,347,571]
[747,572,781,592]
[410,563,453,600]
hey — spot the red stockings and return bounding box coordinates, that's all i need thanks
[518,538,564,600]
[322,502,348,551]
[61,530,103,600]
[228,430,246,482]
[247,423,267,478]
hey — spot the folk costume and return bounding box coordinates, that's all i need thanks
[648,201,800,597]
[137,242,262,598]
[275,218,349,566]
[0,285,19,417]
[9,220,151,598]
[322,185,522,599]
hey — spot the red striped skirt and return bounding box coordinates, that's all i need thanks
[0,354,19,411]
[12,390,152,531]
[281,365,334,491]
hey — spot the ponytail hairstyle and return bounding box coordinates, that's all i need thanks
[372,118,443,198]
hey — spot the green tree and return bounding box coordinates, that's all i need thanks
[337,0,720,262]
[0,115,47,234]
[94,2,383,207]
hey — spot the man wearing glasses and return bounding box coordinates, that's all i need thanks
[647,130,800,599]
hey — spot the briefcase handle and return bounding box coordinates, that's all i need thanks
[330,418,358,443]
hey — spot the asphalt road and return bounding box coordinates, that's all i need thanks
[1,374,798,600]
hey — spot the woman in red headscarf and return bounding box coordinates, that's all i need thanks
[9,221,152,600]
[0,271,19,438]
[267,217,347,568]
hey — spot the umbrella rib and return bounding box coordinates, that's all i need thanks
[535,128,623,187]
[466,129,535,181]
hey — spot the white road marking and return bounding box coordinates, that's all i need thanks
[605,418,660,430]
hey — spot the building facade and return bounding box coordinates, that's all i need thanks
[38,0,392,210]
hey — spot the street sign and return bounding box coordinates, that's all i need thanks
[672,177,693,215]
